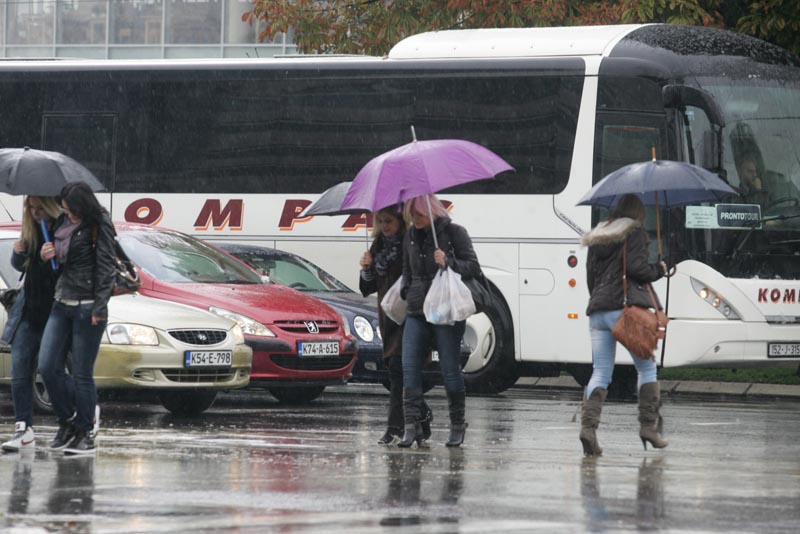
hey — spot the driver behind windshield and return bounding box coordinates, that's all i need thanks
[735,151,800,210]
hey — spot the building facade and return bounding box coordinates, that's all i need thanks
[1,0,296,59]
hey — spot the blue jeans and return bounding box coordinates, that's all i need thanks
[587,309,657,399]
[38,302,106,432]
[402,315,466,395]
[10,319,47,427]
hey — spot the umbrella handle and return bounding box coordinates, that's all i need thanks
[425,195,439,250]
[40,219,57,271]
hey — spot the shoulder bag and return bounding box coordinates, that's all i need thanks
[611,240,669,361]
[93,226,141,296]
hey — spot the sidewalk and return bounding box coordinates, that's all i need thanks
[515,376,800,399]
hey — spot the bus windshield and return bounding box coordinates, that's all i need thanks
[676,76,800,281]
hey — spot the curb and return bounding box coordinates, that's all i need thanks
[513,376,800,399]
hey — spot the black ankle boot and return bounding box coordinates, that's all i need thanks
[397,423,424,448]
[445,423,467,447]
[377,427,403,445]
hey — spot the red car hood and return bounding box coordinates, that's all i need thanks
[143,279,342,325]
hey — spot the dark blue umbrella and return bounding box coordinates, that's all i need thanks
[577,159,737,209]
[577,159,738,261]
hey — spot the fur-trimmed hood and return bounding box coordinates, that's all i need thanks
[581,217,642,248]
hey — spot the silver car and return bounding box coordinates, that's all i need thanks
[0,230,252,416]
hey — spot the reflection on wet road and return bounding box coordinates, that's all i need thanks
[1,386,799,533]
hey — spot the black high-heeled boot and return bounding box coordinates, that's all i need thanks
[398,388,426,448]
[445,391,467,447]
[397,422,424,448]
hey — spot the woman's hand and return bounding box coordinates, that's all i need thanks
[40,242,55,261]
[13,239,25,254]
[434,248,447,268]
[91,314,103,326]
[659,261,668,275]
[360,251,373,269]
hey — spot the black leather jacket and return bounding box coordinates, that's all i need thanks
[401,218,481,316]
[582,218,664,315]
[53,211,117,319]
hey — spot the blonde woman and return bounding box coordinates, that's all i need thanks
[1,196,62,452]
[398,194,480,448]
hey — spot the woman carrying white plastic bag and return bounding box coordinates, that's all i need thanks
[399,194,481,449]
[423,267,476,325]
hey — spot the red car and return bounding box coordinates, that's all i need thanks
[115,223,356,403]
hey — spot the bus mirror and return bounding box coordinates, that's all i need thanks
[662,84,725,129]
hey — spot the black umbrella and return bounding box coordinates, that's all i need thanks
[301,181,372,248]
[0,147,105,196]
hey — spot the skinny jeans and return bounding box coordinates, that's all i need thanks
[402,314,466,395]
[586,309,657,399]
[38,302,105,432]
[10,318,49,427]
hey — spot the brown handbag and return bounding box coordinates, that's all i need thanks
[611,240,669,361]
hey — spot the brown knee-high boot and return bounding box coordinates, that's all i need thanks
[638,382,668,450]
[579,387,607,456]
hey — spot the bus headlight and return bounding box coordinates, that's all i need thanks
[690,278,740,320]
[353,315,374,342]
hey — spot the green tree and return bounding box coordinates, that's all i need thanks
[243,0,800,57]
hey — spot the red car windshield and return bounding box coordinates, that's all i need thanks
[119,231,262,284]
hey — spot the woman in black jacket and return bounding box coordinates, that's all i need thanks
[399,194,481,448]
[580,194,669,456]
[39,182,117,456]
[0,196,61,452]
[359,205,432,445]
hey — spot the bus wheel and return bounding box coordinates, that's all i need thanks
[462,297,518,395]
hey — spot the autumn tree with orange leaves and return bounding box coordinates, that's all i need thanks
[243,0,799,57]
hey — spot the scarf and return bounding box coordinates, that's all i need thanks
[374,233,402,276]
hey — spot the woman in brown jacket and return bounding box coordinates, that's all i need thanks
[580,194,669,456]
[360,205,432,445]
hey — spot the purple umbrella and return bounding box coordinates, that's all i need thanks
[340,126,513,248]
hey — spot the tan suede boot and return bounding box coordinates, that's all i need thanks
[638,382,669,450]
[579,387,607,456]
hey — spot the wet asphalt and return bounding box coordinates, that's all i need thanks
[1,385,799,533]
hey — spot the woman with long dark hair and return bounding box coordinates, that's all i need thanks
[360,205,432,445]
[39,182,116,456]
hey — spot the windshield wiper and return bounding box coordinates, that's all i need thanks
[731,213,800,260]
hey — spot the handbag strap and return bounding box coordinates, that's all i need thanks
[621,237,659,310]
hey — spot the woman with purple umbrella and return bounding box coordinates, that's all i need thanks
[398,194,481,448]
[359,205,432,445]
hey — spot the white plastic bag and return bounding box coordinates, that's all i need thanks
[423,267,476,325]
[380,277,407,325]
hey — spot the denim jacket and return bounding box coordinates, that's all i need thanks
[0,286,24,345]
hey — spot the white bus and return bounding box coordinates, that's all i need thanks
[1,24,799,395]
